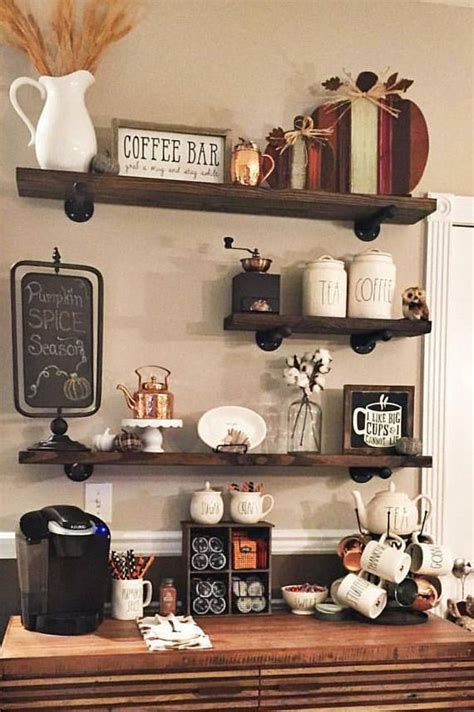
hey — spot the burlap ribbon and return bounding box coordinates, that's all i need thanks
[279,116,333,152]
[321,71,413,120]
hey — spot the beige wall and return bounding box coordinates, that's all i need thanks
[0,0,473,533]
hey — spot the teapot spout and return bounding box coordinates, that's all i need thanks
[351,489,368,531]
[116,384,137,412]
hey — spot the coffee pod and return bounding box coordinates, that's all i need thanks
[192,536,209,553]
[195,579,212,597]
[337,571,387,619]
[236,596,252,613]
[360,533,411,584]
[192,597,210,615]
[212,580,227,597]
[410,575,442,612]
[209,552,226,570]
[251,596,266,612]
[191,552,209,570]
[407,534,454,577]
[208,536,224,553]
[209,596,226,614]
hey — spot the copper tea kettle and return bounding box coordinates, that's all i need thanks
[117,366,174,419]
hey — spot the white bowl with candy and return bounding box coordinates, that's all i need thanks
[281,583,328,615]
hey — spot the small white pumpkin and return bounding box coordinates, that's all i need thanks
[92,427,116,452]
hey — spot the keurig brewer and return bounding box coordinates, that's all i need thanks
[16,505,110,635]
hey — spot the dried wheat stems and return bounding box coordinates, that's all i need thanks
[0,0,143,76]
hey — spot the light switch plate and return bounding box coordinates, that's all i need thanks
[85,483,113,523]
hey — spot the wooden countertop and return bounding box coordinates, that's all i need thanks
[1,613,473,677]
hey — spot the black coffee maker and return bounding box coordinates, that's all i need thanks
[16,505,110,635]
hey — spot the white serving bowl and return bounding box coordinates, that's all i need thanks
[281,585,328,615]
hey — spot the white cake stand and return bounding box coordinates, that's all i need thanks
[121,418,183,453]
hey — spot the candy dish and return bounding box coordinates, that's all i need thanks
[282,583,328,615]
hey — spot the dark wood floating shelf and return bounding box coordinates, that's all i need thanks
[18,451,432,468]
[224,313,432,353]
[224,314,432,337]
[16,168,436,226]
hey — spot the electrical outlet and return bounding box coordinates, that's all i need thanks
[85,483,112,523]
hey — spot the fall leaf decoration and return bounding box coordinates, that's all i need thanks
[322,76,343,92]
[0,0,144,76]
[321,69,415,119]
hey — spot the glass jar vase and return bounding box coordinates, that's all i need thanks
[287,394,322,452]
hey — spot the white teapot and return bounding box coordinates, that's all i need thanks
[352,482,432,536]
[190,482,224,524]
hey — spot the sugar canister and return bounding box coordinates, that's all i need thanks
[302,255,347,317]
[348,249,396,319]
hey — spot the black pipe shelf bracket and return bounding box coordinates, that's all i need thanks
[64,463,94,481]
[350,329,393,355]
[354,204,397,241]
[64,181,94,222]
[349,466,392,484]
[255,325,292,351]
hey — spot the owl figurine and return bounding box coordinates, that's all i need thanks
[402,287,429,321]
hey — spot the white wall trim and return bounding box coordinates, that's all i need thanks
[0,528,351,559]
[423,192,474,561]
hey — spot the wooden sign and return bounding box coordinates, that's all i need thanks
[112,119,229,183]
[11,253,103,418]
[343,385,414,455]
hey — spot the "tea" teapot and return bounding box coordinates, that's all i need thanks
[117,366,174,419]
[352,482,432,537]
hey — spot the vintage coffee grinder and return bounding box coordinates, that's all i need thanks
[224,236,280,314]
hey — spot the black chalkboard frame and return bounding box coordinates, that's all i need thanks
[11,253,103,419]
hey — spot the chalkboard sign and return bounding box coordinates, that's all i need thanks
[343,385,414,455]
[11,253,103,418]
[21,272,94,408]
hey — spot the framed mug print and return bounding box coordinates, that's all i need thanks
[112,119,230,183]
[343,385,415,455]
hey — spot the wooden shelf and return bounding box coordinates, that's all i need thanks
[18,451,432,468]
[16,168,436,226]
[224,314,432,337]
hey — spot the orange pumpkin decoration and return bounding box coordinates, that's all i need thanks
[63,373,91,401]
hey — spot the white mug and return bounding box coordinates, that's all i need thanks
[111,578,153,620]
[230,491,274,524]
[337,571,387,619]
[407,533,454,577]
[360,533,411,584]
[353,400,402,448]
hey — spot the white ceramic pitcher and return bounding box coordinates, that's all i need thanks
[10,70,97,171]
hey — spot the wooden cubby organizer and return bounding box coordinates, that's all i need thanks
[182,521,273,617]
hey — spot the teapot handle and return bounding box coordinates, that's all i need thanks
[135,365,171,387]
[9,77,46,147]
[412,493,432,528]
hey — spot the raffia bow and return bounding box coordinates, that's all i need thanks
[279,116,333,154]
[321,70,414,121]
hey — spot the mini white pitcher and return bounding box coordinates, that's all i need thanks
[230,491,274,524]
[10,70,97,171]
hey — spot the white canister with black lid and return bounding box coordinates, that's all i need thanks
[348,249,396,319]
[302,255,347,317]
